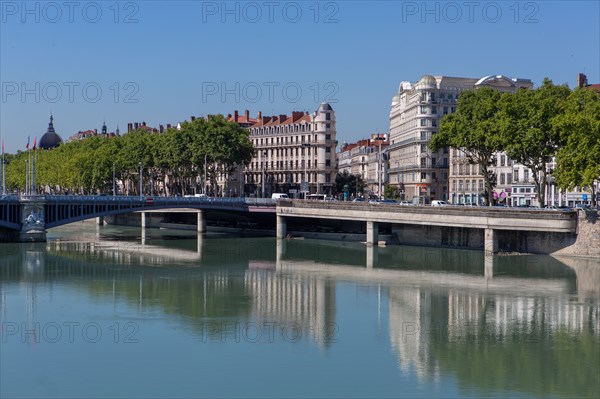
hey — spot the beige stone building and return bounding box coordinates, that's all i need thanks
[243,103,337,198]
[388,74,533,204]
[338,134,389,197]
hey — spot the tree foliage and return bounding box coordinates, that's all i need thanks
[334,170,365,198]
[499,78,571,207]
[5,116,253,196]
[430,87,505,205]
[553,88,600,206]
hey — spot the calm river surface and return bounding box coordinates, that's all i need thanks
[1,222,599,398]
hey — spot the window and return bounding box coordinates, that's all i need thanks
[431,157,436,167]
[420,131,427,140]
[524,170,529,181]
[443,107,448,115]
[326,123,330,129]
[432,172,437,180]
[472,180,476,191]
[431,106,437,114]
[452,180,457,191]
[479,180,483,191]
[466,180,470,190]
[500,155,505,167]
[432,119,437,127]
[443,172,448,179]
[465,164,470,175]
[420,144,427,153]
[326,147,331,153]
[513,170,519,182]
[459,180,463,191]
[326,113,330,120]
[325,160,331,166]
[421,172,427,180]
[421,106,427,114]
[325,174,331,183]
[325,134,331,140]
[447,93,453,100]
[421,158,427,168]
[420,119,427,126]
[507,173,512,184]
[453,164,457,175]
[459,164,463,175]
[500,173,505,185]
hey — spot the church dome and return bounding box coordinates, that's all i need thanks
[39,115,63,150]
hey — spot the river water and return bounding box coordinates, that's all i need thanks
[1,222,599,398]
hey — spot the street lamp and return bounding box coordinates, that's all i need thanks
[261,150,267,198]
[139,161,143,196]
[302,143,311,199]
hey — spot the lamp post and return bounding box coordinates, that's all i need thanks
[139,161,143,196]
[302,143,311,199]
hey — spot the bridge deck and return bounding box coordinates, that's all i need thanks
[277,201,578,233]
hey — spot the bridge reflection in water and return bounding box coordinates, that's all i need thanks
[1,233,598,398]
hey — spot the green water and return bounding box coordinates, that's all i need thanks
[1,222,598,398]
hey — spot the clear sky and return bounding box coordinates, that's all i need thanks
[1,0,599,152]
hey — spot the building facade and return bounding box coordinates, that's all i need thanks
[389,74,533,204]
[338,134,389,197]
[244,103,337,198]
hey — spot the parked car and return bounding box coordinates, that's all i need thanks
[398,201,410,206]
[431,200,448,207]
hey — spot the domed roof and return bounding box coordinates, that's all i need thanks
[39,115,63,150]
[418,74,437,87]
[318,102,333,112]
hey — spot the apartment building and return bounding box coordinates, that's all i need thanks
[243,103,337,197]
[338,134,389,197]
[389,74,533,204]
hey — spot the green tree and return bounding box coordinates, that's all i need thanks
[500,78,571,207]
[430,87,505,206]
[553,88,600,206]
[335,170,365,198]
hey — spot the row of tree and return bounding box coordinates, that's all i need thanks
[4,115,254,196]
[430,79,600,207]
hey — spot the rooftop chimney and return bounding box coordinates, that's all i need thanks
[127,123,133,132]
[578,73,588,89]
[244,109,249,121]
[234,110,239,122]
[159,124,164,133]
[191,116,196,121]
[167,124,172,129]
[134,122,139,130]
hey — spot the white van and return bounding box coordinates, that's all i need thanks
[431,200,448,207]
[271,193,289,200]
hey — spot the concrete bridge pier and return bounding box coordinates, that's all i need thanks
[276,215,287,239]
[484,254,496,279]
[276,238,287,270]
[366,221,378,246]
[484,228,497,254]
[197,233,204,258]
[141,212,147,229]
[197,211,206,233]
[19,198,47,242]
[366,245,378,269]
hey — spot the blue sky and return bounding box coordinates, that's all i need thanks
[1,0,599,152]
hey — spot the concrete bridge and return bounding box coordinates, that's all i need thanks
[275,201,593,255]
[0,195,276,242]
